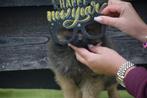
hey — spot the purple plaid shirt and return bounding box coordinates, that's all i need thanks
[124,67,147,98]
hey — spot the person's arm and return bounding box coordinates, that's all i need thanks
[69,0,147,97]
[124,67,147,98]
[68,44,147,98]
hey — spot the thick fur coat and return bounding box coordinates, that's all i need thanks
[48,38,120,98]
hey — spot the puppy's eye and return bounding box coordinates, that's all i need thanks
[57,28,74,42]
[85,21,102,36]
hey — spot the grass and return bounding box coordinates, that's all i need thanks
[0,89,134,98]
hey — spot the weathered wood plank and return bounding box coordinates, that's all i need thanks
[0,1,146,71]
[0,0,52,7]
[0,37,50,71]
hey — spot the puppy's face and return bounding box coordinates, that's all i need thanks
[47,0,106,47]
[56,21,105,47]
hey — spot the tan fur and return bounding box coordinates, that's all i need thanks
[55,71,120,98]
[55,71,82,98]
[107,84,120,98]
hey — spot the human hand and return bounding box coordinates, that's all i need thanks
[95,0,147,42]
[68,44,127,76]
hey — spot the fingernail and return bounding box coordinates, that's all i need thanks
[88,44,94,49]
[94,16,102,22]
[97,42,102,46]
[68,44,75,50]
[68,43,71,47]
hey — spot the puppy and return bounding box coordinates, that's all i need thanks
[48,25,120,98]
[47,0,120,98]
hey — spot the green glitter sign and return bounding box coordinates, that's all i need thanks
[47,0,100,29]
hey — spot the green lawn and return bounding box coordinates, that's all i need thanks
[0,89,134,98]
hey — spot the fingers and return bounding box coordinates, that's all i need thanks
[68,44,95,59]
[88,43,102,53]
[95,5,121,27]
[101,5,121,16]
[68,44,87,64]
[108,0,121,5]
[75,52,87,65]
[68,44,79,52]
[99,3,108,13]
[94,16,119,27]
